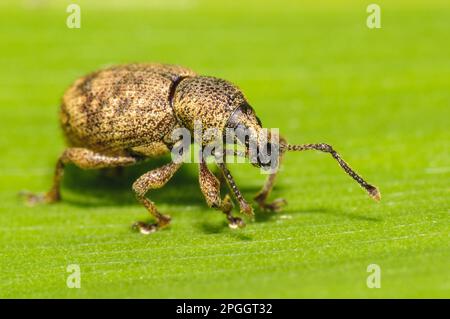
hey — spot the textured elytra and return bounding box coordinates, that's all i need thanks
[61,63,197,155]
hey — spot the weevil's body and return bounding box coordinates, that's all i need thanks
[25,63,380,234]
[61,64,246,156]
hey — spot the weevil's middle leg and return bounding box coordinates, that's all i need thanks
[132,161,182,234]
[22,148,138,205]
[199,161,245,229]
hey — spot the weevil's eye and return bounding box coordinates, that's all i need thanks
[240,103,251,114]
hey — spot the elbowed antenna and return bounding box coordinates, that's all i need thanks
[282,143,381,201]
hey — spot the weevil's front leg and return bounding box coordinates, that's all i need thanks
[254,136,288,212]
[199,161,245,229]
[254,173,287,212]
[22,148,138,205]
[132,162,182,234]
[217,162,254,217]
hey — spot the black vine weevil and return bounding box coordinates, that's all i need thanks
[23,63,380,234]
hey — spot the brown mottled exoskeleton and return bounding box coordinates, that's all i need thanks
[23,64,380,234]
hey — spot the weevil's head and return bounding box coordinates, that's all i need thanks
[172,76,281,171]
[226,103,282,171]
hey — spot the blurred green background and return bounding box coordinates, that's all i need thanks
[0,0,448,298]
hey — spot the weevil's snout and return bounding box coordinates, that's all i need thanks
[227,106,282,171]
[256,142,273,167]
[251,140,281,172]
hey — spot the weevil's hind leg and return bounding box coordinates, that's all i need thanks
[21,148,138,206]
[199,161,245,229]
[254,135,288,212]
[132,162,182,234]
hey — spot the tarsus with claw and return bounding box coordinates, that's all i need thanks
[282,143,381,201]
